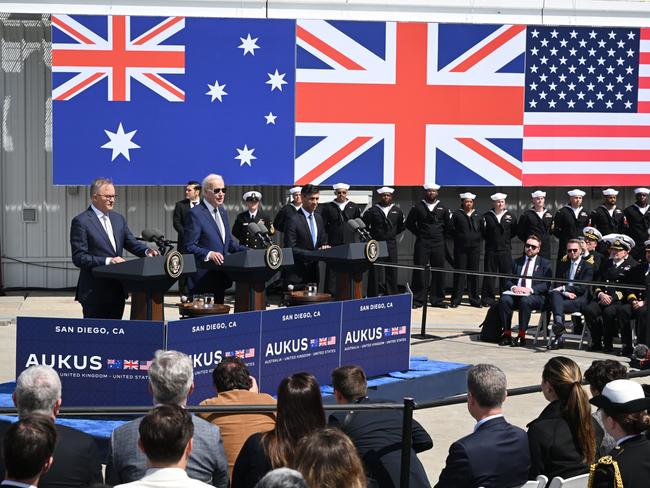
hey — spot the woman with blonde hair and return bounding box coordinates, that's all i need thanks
[528,356,603,480]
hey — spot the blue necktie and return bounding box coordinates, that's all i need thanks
[308,213,317,247]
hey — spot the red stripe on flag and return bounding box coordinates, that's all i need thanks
[52,16,94,45]
[638,101,650,113]
[456,138,522,179]
[297,26,364,71]
[640,53,650,64]
[143,73,185,100]
[524,125,650,137]
[523,173,650,186]
[639,77,650,89]
[523,149,650,162]
[451,25,526,73]
[296,136,372,184]
[133,17,184,45]
[640,28,650,40]
[54,72,105,100]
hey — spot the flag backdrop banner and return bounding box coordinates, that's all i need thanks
[52,16,650,186]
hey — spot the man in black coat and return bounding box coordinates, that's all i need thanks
[552,188,590,262]
[406,184,453,309]
[436,364,529,488]
[517,190,554,260]
[590,188,626,253]
[231,191,274,249]
[617,239,650,347]
[273,186,302,234]
[283,184,328,290]
[480,193,518,306]
[362,186,405,297]
[329,366,432,488]
[547,238,594,349]
[0,366,103,488]
[172,180,201,294]
[623,187,650,261]
[450,192,482,307]
[582,226,605,281]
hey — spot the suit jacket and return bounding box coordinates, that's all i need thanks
[590,435,650,488]
[184,202,247,293]
[199,390,276,478]
[106,414,229,488]
[115,467,214,488]
[0,421,103,488]
[173,198,198,253]
[504,255,552,295]
[329,398,432,488]
[435,416,529,488]
[283,210,327,286]
[70,207,149,305]
[593,256,639,303]
[554,257,594,299]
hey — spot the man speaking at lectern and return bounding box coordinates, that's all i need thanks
[70,178,158,319]
[184,174,247,304]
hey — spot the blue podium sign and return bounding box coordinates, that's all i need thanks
[340,294,411,378]
[166,312,262,405]
[259,303,341,395]
[16,317,164,407]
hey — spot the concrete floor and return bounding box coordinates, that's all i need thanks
[0,292,647,485]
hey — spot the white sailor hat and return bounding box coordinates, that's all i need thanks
[645,239,650,250]
[423,183,441,190]
[583,226,603,242]
[333,183,350,191]
[602,188,619,196]
[289,186,302,195]
[490,193,507,201]
[567,189,586,197]
[590,380,650,413]
[459,192,476,200]
[377,187,395,195]
[243,191,261,201]
[634,187,650,194]
[531,190,546,198]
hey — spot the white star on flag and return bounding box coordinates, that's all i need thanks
[238,34,260,55]
[266,69,287,91]
[264,112,277,124]
[206,80,228,102]
[235,145,257,166]
[101,123,140,161]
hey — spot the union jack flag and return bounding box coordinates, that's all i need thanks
[391,327,399,336]
[52,15,185,102]
[318,337,328,347]
[235,350,245,358]
[295,20,525,186]
[124,360,139,370]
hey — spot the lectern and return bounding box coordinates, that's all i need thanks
[93,253,196,320]
[312,241,388,300]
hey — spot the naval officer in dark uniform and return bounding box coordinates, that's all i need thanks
[273,186,302,234]
[623,187,650,261]
[552,188,590,262]
[450,192,482,308]
[362,186,405,297]
[517,190,554,260]
[231,191,274,249]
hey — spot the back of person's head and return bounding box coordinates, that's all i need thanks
[584,360,628,395]
[331,365,367,402]
[14,365,62,417]
[264,372,326,468]
[542,356,595,464]
[148,350,193,405]
[212,357,252,393]
[467,364,507,409]
[254,468,309,488]
[294,428,366,488]
[2,415,57,481]
[139,404,194,465]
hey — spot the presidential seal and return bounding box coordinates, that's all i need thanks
[365,239,380,262]
[165,250,184,279]
[265,245,283,270]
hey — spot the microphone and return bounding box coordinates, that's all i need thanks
[257,222,275,246]
[347,219,368,242]
[141,228,164,242]
[248,222,273,247]
[354,218,373,241]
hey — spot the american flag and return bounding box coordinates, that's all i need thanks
[244,348,255,358]
[124,360,139,370]
[327,336,336,345]
[295,20,525,186]
[522,26,650,185]
[139,360,152,371]
[398,326,407,335]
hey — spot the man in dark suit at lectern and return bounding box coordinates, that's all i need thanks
[172,180,201,295]
[70,177,158,319]
[184,173,247,303]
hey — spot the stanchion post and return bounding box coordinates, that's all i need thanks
[412,265,435,339]
[400,397,415,488]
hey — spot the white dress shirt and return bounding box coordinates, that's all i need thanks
[114,467,213,488]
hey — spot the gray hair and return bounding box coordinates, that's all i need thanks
[201,174,224,192]
[148,350,193,405]
[467,364,507,409]
[14,366,62,417]
[89,177,113,197]
[254,468,309,488]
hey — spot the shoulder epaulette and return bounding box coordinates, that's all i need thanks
[561,255,568,262]
[586,256,595,265]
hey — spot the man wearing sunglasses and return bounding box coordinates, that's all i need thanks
[184,174,247,304]
[547,239,594,349]
[498,235,552,347]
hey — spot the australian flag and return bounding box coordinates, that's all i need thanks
[52,15,295,185]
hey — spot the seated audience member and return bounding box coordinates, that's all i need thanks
[294,427,368,488]
[0,365,103,488]
[436,364,529,488]
[107,350,229,487]
[232,373,325,488]
[589,380,650,488]
[329,365,432,488]
[528,357,602,480]
[253,469,308,488]
[1,415,56,488]
[199,357,276,477]
[548,238,594,349]
[498,235,552,347]
[618,239,650,348]
[584,360,629,456]
[115,404,211,488]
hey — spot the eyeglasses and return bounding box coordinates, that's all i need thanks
[525,243,538,249]
[212,188,227,194]
[567,248,580,253]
